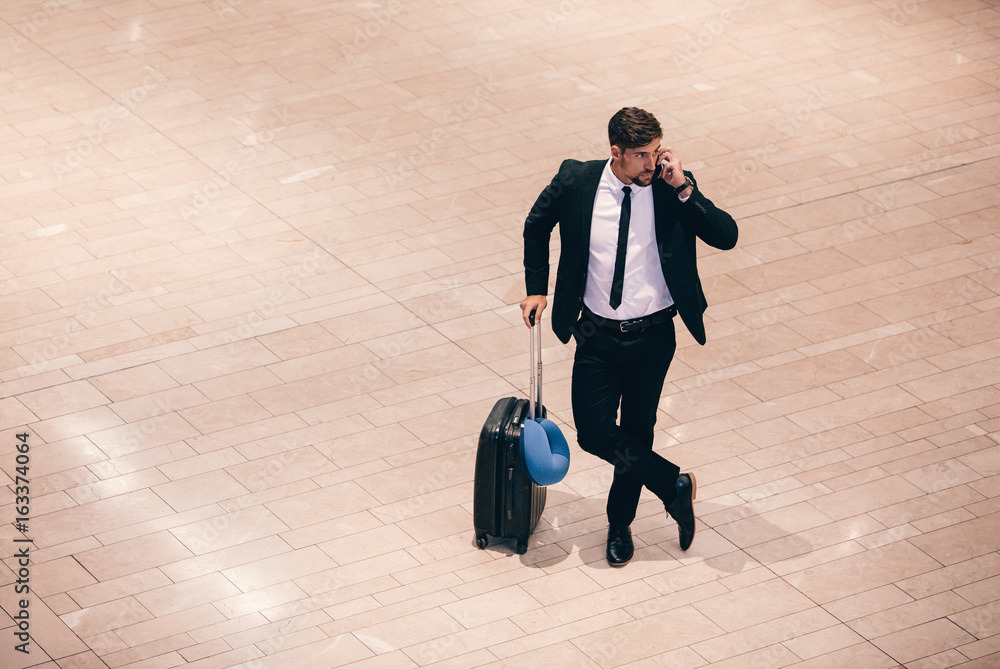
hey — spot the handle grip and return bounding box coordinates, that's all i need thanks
[528,310,542,419]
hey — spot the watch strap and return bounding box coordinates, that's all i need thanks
[673,176,694,194]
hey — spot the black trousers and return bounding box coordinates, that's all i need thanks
[571,312,680,526]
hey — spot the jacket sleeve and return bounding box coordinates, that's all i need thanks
[523,160,575,296]
[679,171,739,251]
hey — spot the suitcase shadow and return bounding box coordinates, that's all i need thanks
[471,486,601,566]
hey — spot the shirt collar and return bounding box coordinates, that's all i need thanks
[602,158,648,195]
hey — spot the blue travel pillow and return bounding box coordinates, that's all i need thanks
[520,415,570,486]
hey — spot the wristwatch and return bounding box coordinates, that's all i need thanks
[673,176,694,194]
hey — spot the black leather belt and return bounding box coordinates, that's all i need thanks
[582,305,677,334]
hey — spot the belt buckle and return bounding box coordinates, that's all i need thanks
[619,318,641,333]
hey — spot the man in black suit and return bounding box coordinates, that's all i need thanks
[520,107,738,566]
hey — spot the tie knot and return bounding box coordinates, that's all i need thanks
[622,186,631,197]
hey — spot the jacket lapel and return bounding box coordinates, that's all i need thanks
[576,160,606,267]
[652,179,676,253]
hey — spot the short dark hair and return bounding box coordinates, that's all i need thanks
[608,107,662,149]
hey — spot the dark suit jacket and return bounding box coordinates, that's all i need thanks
[523,159,738,345]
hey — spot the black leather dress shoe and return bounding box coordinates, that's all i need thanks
[665,473,697,551]
[606,524,633,567]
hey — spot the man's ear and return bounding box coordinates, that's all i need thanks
[610,144,621,162]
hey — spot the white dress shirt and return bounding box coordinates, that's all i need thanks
[583,159,675,320]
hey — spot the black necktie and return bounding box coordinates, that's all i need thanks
[609,186,631,310]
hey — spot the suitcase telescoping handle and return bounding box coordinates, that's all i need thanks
[528,309,542,420]
[522,310,570,488]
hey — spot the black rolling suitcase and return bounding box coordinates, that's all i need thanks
[473,315,548,555]
[473,397,547,554]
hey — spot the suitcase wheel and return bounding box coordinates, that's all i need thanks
[476,534,489,550]
[515,540,528,555]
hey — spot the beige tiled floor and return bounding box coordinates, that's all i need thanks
[0,0,998,667]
